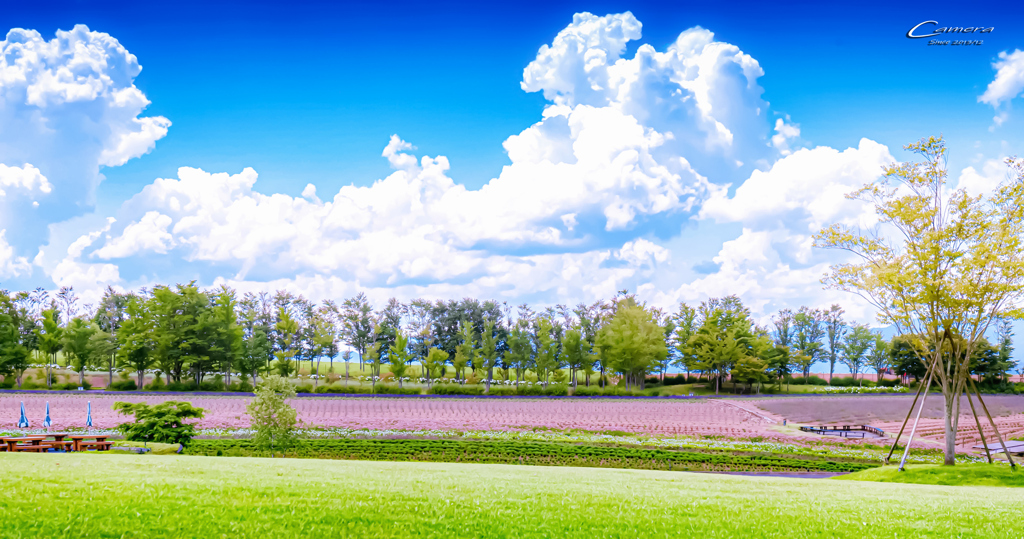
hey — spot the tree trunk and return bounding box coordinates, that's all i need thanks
[138,369,144,389]
[943,398,957,465]
[109,356,114,388]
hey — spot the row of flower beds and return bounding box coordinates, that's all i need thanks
[184,438,880,473]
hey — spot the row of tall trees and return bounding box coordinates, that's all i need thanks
[4,282,1013,394]
[0,285,668,391]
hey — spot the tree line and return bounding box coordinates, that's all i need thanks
[0,283,1017,393]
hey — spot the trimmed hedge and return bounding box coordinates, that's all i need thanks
[185,438,878,473]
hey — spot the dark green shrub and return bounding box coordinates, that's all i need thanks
[145,377,165,391]
[108,381,138,393]
[429,384,484,396]
[0,377,15,389]
[877,377,901,387]
[59,381,92,390]
[789,375,828,386]
[228,380,253,392]
[113,400,205,445]
[295,384,314,394]
[571,385,601,396]
[829,376,855,387]
[109,380,138,391]
[167,381,198,391]
[486,386,518,396]
[542,384,569,396]
[372,385,420,395]
[319,384,370,394]
[199,378,224,391]
[516,385,544,396]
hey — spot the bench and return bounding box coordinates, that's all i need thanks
[43,440,75,451]
[10,444,48,453]
[78,441,113,451]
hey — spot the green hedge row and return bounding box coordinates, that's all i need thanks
[185,439,878,473]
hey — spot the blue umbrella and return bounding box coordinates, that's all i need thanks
[17,401,29,428]
[43,402,51,428]
[86,401,92,428]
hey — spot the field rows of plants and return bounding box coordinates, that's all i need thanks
[0,393,773,435]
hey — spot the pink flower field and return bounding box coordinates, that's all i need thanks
[1,394,774,436]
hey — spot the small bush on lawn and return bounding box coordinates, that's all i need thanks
[878,377,902,387]
[144,377,165,391]
[167,381,198,391]
[486,386,517,396]
[113,400,205,445]
[0,377,15,389]
[295,384,314,394]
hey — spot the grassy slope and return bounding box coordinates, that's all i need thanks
[838,464,1024,487]
[2,454,1023,538]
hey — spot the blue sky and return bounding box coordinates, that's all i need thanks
[2,0,1024,370]
[8,0,1020,201]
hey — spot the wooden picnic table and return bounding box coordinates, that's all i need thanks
[1,436,49,452]
[69,435,111,452]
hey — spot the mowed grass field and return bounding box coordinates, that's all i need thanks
[1,454,1021,538]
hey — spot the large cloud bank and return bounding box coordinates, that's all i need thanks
[5,14,917,320]
[0,25,169,281]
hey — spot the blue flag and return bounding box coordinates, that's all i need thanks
[86,401,92,428]
[43,401,51,428]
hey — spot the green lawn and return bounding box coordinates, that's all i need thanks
[838,464,1024,487]
[1,454,1023,537]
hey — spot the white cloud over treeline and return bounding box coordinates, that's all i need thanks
[5,15,1018,321]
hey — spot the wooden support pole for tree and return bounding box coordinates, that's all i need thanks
[885,370,931,464]
[898,367,935,472]
[967,375,1016,468]
[965,388,992,464]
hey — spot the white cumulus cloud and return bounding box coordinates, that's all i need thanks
[0,24,169,277]
[979,49,1024,107]
[0,163,52,197]
[23,14,899,324]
